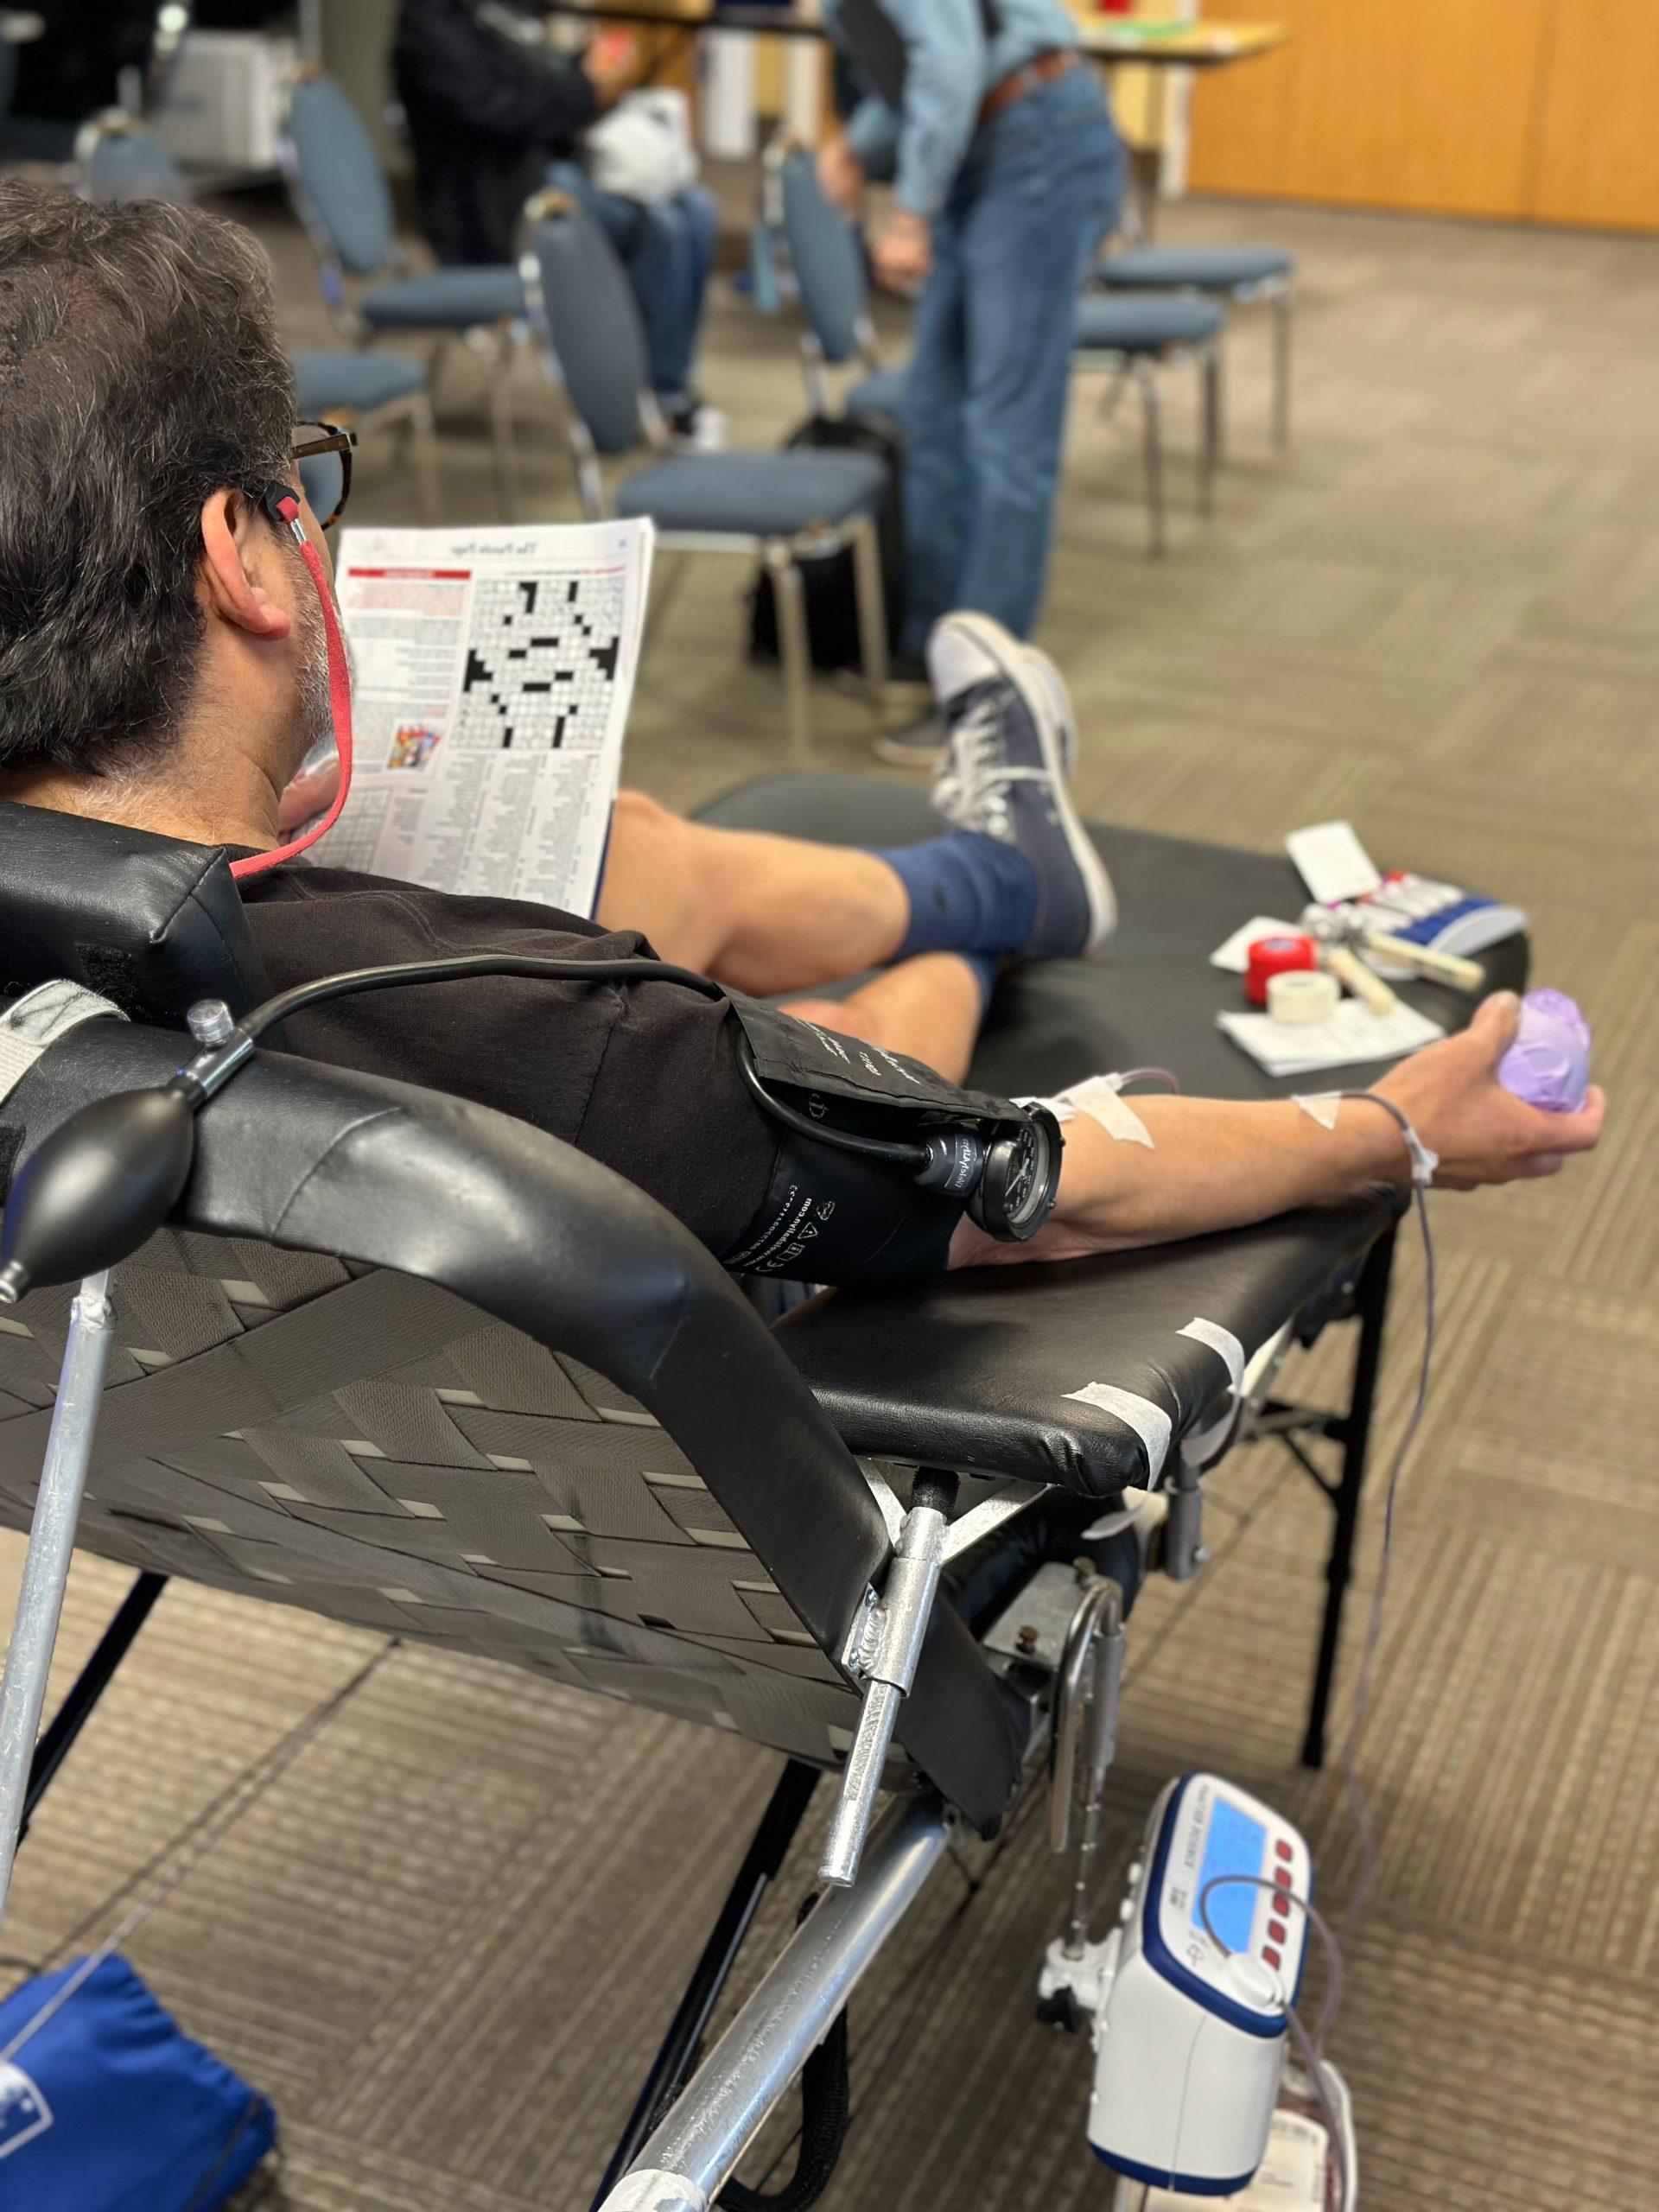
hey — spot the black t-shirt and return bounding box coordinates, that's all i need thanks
[238,864,779,1260]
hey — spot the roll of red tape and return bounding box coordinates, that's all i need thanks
[1244,932,1319,1007]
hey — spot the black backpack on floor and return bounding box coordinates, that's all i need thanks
[748,412,906,672]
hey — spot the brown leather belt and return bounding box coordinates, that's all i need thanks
[977,48,1079,129]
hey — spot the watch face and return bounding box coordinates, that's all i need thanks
[995,1115,1071,1238]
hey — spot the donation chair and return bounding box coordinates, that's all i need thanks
[75,109,443,524]
[521,191,892,764]
[0,799,1522,2209]
[277,67,524,519]
[766,138,1224,557]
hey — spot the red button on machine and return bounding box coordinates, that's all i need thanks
[1262,1946,1282,1970]
[1268,1920,1287,1945]
[1274,1841,1294,1863]
[1274,1867,1292,1891]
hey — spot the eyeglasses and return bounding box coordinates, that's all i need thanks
[291,420,357,531]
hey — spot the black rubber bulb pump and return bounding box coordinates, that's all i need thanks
[0,1084,200,1305]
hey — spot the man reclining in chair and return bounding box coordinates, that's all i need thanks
[0,188,1604,1287]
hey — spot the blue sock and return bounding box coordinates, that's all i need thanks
[870,833,1038,962]
[957,950,1004,1019]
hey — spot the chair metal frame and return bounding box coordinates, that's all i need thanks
[1102,251,1296,456]
[275,63,523,521]
[0,1078,1400,2212]
[1072,328,1223,559]
[520,188,890,766]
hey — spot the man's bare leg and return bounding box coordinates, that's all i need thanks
[596,791,911,992]
[783,954,985,1084]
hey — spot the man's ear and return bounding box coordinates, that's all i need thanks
[199,489,295,642]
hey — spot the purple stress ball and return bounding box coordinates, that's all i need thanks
[1498,990,1592,1114]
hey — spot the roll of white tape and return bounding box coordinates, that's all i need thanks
[1268,969,1340,1025]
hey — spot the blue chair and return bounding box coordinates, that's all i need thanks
[78,111,442,524]
[1072,291,1224,558]
[770,139,1222,558]
[277,67,522,518]
[521,190,892,762]
[1098,244,1296,451]
[767,137,900,427]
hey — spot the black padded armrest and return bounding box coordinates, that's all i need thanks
[0,802,269,1022]
[779,1198,1397,1498]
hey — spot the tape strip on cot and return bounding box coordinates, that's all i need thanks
[1063,1382,1172,1482]
[230,496,354,880]
[1179,1316,1246,1399]
[1024,1073,1154,1150]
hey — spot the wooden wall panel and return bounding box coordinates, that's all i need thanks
[1185,0,1554,220]
[1529,0,1659,230]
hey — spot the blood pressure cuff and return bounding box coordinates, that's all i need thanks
[718,993,1037,1285]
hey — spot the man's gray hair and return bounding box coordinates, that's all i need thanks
[0,183,295,775]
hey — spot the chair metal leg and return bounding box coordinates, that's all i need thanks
[765,543,815,764]
[1199,340,1222,518]
[0,1274,116,1931]
[1272,289,1294,452]
[477,328,518,523]
[1137,364,1167,559]
[1300,1224,1396,1769]
[592,1760,820,2209]
[849,513,890,697]
[22,1569,166,1841]
[641,550,692,654]
[409,394,443,525]
[601,1794,950,2212]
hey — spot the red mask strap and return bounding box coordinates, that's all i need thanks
[230,493,354,880]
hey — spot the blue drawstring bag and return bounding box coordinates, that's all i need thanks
[0,1954,276,2209]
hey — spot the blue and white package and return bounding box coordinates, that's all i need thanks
[0,1955,276,2210]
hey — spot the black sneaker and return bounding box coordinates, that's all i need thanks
[927,613,1116,957]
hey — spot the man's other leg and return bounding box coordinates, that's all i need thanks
[597,791,909,988]
[785,954,986,1085]
[897,208,971,664]
[955,79,1122,639]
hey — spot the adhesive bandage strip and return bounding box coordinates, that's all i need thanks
[1063,1382,1173,1479]
[1023,1073,1154,1149]
[1295,1087,1441,1189]
[1293,1093,1343,1132]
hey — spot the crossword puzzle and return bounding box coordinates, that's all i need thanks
[456,569,626,752]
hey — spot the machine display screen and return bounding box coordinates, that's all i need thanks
[1192,1798,1267,1952]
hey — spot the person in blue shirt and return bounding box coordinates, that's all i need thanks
[819,0,1124,762]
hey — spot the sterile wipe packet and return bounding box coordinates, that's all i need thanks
[1138,2107,1332,2209]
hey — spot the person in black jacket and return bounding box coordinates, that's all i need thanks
[394,0,720,435]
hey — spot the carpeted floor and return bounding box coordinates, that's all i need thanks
[3,184,1656,2210]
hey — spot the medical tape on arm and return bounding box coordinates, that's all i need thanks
[1294,1088,1440,1187]
[0,982,127,1107]
[1021,1072,1154,1149]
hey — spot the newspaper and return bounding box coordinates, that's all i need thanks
[326,519,654,917]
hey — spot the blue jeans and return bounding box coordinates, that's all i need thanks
[899,67,1123,658]
[549,162,718,406]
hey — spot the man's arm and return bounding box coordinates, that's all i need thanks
[949,995,1606,1268]
[881,0,988,221]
